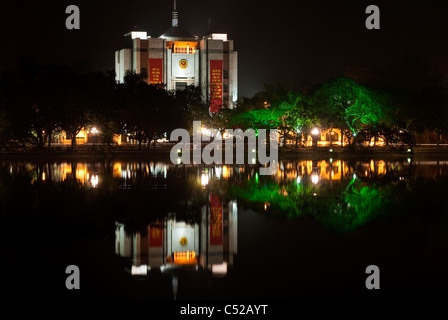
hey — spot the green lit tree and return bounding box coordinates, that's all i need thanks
[278,91,317,147]
[313,77,387,145]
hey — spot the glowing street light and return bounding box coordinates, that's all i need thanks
[311,128,320,136]
[202,127,210,136]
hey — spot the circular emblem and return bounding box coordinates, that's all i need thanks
[179,237,188,246]
[179,59,188,69]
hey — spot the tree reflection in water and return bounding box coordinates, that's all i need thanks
[1,158,448,299]
[1,159,447,233]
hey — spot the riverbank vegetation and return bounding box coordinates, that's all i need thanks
[1,58,447,152]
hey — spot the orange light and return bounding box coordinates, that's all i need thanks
[223,166,230,179]
[173,251,197,265]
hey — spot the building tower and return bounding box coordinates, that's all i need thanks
[115,1,238,111]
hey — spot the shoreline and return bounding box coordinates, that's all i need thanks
[1,146,448,161]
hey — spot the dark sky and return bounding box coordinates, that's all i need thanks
[6,0,448,97]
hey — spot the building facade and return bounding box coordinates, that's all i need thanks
[115,5,238,111]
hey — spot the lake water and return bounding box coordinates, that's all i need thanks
[1,157,448,300]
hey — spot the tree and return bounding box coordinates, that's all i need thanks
[417,86,448,147]
[119,71,178,150]
[313,77,387,145]
[0,59,37,149]
[278,91,316,147]
[59,72,92,150]
[174,85,210,132]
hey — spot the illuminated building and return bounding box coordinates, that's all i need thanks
[114,2,238,111]
[115,196,238,278]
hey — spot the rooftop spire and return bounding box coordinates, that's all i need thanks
[172,0,178,27]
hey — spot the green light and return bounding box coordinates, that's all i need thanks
[330,158,333,163]
[228,174,392,233]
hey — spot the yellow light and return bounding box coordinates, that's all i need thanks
[223,132,232,139]
[223,166,230,179]
[173,251,197,264]
[42,172,46,181]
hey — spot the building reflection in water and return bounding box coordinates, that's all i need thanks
[115,197,238,280]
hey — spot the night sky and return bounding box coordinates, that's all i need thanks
[6,0,448,97]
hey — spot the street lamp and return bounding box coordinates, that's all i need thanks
[311,128,320,136]
[311,127,320,148]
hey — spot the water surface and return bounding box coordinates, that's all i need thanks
[1,158,447,300]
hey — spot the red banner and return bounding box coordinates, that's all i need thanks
[149,58,163,85]
[209,60,223,113]
[209,194,223,245]
[149,225,163,247]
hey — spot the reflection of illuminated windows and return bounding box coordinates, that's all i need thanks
[91,174,99,188]
[131,265,148,275]
[173,251,196,265]
[212,262,228,277]
[215,166,222,179]
[311,173,319,184]
[223,166,230,179]
[201,173,209,187]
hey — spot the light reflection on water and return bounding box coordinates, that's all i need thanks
[7,159,448,187]
[1,158,448,299]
